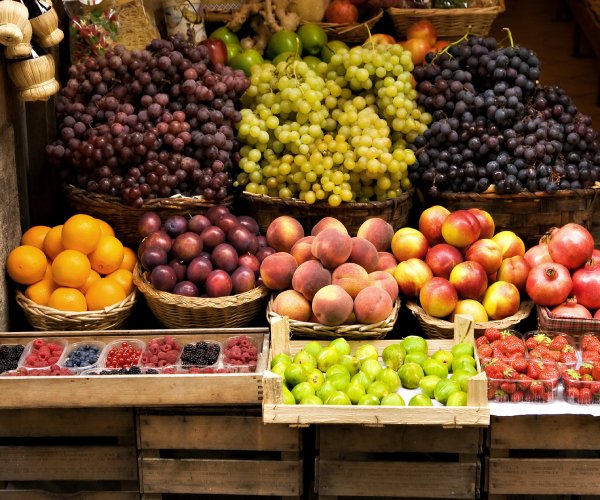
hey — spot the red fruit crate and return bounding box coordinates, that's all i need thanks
[562,362,600,404]
[485,415,600,497]
[580,332,600,363]
[537,304,600,340]
[523,330,578,375]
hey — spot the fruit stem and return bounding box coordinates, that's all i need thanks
[502,27,514,48]
[431,31,470,64]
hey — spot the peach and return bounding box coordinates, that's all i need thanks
[272,290,312,322]
[368,270,399,302]
[290,236,316,265]
[259,252,298,290]
[356,218,394,251]
[312,284,354,326]
[375,252,398,273]
[311,216,348,236]
[266,216,305,253]
[419,205,450,245]
[292,260,332,301]
[312,228,353,269]
[391,227,429,262]
[344,311,358,325]
[354,286,393,324]
[348,237,379,273]
[467,208,495,239]
[332,262,371,298]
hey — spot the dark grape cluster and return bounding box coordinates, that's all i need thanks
[408,36,600,196]
[46,36,250,207]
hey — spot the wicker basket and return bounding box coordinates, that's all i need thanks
[202,0,242,22]
[430,188,600,246]
[64,184,234,247]
[388,0,505,38]
[238,189,414,236]
[15,289,138,331]
[133,264,269,329]
[406,299,534,339]
[302,8,384,44]
[266,294,400,340]
[537,305,600,340]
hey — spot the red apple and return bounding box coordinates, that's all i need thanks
[449,260,488,301]
[425,243,463,280]
[393,258,433,298]
[524,243,552,269]
[482,281,520,320]
[492,230,526,259]
[200,38,228,65]
[464,238,503,275]
[367,33,396,45]
[467,208,495,239]
[419,205,450,245]
[496,255,530,293]
[406,19,437,47]
[391,227,429,262]
[325,0,358,23]
[419,277,458,318]
[403,37,432,65]
[441,210,481,248]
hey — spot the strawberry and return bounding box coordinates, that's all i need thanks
[511,358,528,373]
[549,335,568,351]
[511,390,524,402]
[592,363,600,381]
[590,381,600,395]
[477,344,493,359]
[476,336,489,347]
[529,381,544,398]
[540,365,560,381]
[562,369,581,388]
[500,381,517,394]
[526,360,542,379]
[502,334,525,355]
[566,386,580,401]
[582,334,600,351]
[494,389,508,402]
[484,363,503,380]
[484,327,501,342]
[578,387,593,404]
[559,352,577,365]
[517,374,533,390]
[582,351,600,363]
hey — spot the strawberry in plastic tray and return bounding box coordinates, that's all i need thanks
[562,362,600,404]
[524,331,577,374]
[476,328,526,366]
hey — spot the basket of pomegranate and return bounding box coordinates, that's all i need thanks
[400,206,534,339]
[262,215,402,339]
[528,223,600,338]
[132,207,269,329]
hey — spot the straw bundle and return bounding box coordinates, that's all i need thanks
[7,44,59,101]
[5,18,32,58]
[0,0,28,46]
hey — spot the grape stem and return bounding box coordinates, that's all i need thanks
[430,31,470,64]
[502,27,514,48]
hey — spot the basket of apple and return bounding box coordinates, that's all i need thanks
[262,215,401,339]
[400,206,534,339]
[132,206,270,329]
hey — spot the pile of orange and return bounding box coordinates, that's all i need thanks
[7,214,138,312]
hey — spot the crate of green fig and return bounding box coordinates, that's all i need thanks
[137,407,303,499]
[0,407,138,499]
[262,316,490,427]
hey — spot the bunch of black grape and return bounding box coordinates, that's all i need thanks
[46,36,250,207]
[408,36,600,197]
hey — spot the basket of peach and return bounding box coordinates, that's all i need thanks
[264,215,401,339]
[8,214,138,331]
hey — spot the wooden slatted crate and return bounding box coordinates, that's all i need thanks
[486,415,600,499]
[317,424,483,499]
[137,408,303,499]
[0,408,138,498]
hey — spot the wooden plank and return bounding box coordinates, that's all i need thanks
[0,446,137,481]
[318,459,478,498]
[138,414,300,452]
[140,457,302,496]
[0,408,134,437]
[490,415,600,450]
[318,425,481,454]
[0,491,139,500]
[488,458,600,495]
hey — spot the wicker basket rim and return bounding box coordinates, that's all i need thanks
[436,186,600,201]
[15,288,138,318]
[305,8,383,30]
[406,299,534,331]
[388,0,505,15]
[241,188,413,209]
[266,294,401,333]
[133,265,269,308]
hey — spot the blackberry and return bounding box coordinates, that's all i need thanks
[181,341,220,366]
[0,345,25,373]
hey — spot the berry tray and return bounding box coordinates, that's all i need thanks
[178,340,221,368]
[97,339,146,369]
[17,338,68,370]
[0,328,269,408]
[139,335,183,369]
[523,330,578,374]
[60,341,105,372]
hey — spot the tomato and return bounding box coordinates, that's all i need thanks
[297,23,328,56]
[525,262,573,307]
[571,263,600,310]
[209,26,240,46]
[266,30,302,60]
[229,49,264,77]
[547,223,594,270]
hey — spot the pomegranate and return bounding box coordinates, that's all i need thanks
[551,298,593,319]
[547,223,594,270]
[571,261,600,310]
[525,262,573,307]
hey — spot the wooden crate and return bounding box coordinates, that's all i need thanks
[262,317,490,427]
[486,415,600,499]
[0,408,138,498]
[317,424,483,499]
[137,408,303,499]
[0,328,268,408]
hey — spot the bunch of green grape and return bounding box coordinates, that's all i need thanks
[235,43,432,206]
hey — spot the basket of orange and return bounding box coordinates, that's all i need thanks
[8,214,139,331]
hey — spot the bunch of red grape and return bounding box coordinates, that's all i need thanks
[46,36,250,207]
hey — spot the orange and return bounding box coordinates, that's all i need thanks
[42,225,64,260]
[78,269,101,294]
[24,279,57,306]
[107,268,134,295]
[120,247,138,272]
[6,245,48,285]
[88,235,124,275]
[47,287,88,312]
[96,218,115,237]
[51,249,91,288]
[85,277,127,310]
[21,225,51,249]
[42,260,53,281]
[61,214,102,254]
